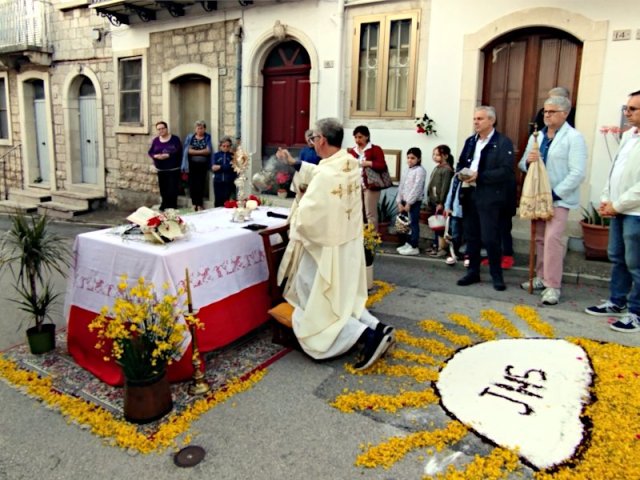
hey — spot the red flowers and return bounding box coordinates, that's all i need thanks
[276,171,291,188]
[248,194,261,205]
[224,200,238,208]
[146,216,162,227]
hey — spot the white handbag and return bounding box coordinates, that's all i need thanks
[427,214,446,231]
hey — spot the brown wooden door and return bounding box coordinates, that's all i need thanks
[262,41,311,157]
[481,27,582,193]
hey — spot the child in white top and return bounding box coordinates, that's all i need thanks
[396,147,427,256]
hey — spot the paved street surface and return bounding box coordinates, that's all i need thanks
[0,215,635,480]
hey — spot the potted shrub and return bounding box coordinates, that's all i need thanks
[580,203,610,260]
[376,191,399,241]
[0,212,71,354]
[363,223,382,290]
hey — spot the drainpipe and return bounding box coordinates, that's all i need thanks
[234,20,243,142]
[335,0,345,117]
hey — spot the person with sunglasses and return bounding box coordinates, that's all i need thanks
[519,95,587,305]
[586,90,640,332]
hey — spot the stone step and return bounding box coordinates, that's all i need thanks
[0,199,38,214]
[8,187,51,204]
[50,190,106,210]
[37,201,88,219]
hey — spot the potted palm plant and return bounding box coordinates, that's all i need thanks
[580,203,610,260]
[0,212,71,354]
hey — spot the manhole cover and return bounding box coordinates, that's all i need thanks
[174,445,206,467]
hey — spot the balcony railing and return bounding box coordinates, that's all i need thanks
[0,0,52,53]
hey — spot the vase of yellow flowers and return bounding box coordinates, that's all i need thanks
[89,275,200,424]
[363,223,382,290]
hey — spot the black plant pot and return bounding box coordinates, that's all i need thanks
[26,323,56,354]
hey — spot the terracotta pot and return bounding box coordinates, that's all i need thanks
[124,370,173,424]
[26,323,56,354]
[377,222,400,243]
[580,221,609,260]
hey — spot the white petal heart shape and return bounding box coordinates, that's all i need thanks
[436,339,592,469]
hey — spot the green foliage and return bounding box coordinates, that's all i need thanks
[0,212,71,330]
[377,191,398,223]
[581,203,610,227]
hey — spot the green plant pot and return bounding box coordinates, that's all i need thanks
[26,323,56,354]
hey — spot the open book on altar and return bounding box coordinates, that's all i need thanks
[126,206,157,227]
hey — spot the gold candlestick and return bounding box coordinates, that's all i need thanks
[188,310,210,396]
[184,269,210,396]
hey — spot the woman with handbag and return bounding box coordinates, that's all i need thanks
[181,120,214,211]
[348,125,392,230]
[396,147,426,256]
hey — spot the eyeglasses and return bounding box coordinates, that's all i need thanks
[543,110,564,115]
[623,106,640,113]
[308,135,321,143]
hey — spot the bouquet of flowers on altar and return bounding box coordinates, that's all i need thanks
[126,207,187,244]
[88,275,202,381]
[276,171,291,192]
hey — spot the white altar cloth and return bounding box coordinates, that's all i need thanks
[64,207,289,320]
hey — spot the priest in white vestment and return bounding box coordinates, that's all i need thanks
[278,118,394,370]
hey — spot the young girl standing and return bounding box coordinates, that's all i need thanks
[396,147,427,256]
[426,145,455,257]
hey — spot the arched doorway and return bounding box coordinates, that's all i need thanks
[261,40,311,158]
[78,77,98,184]
[31,79,49,184]
[481,27,582,191]
[168,73,212,201]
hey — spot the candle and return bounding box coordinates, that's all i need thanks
[185,268,192,311]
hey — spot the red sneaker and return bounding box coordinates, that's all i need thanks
[501,256,514,269]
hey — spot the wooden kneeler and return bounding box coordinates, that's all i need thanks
[258,224,300,349]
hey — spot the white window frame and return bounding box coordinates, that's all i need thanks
[0,72,12,145]
[114,51,148,134]
[350,10,420,119]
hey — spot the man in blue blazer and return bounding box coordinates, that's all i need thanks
[456,106,516,291]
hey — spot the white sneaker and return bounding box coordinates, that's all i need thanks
[399,247,420,256]
[396,243,411,253]
[521,277,545,291]
[541,287,561,305]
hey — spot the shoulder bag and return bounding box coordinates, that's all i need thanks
[364,167,393,190]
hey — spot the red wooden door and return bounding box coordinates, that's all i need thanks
[262,41,311,156]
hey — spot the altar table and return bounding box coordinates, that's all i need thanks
[65,207,289,386]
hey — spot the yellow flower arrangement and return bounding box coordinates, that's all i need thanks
[88,275,201,381]
[364,222,382,265]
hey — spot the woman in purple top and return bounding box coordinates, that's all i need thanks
[148,121,183,211]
